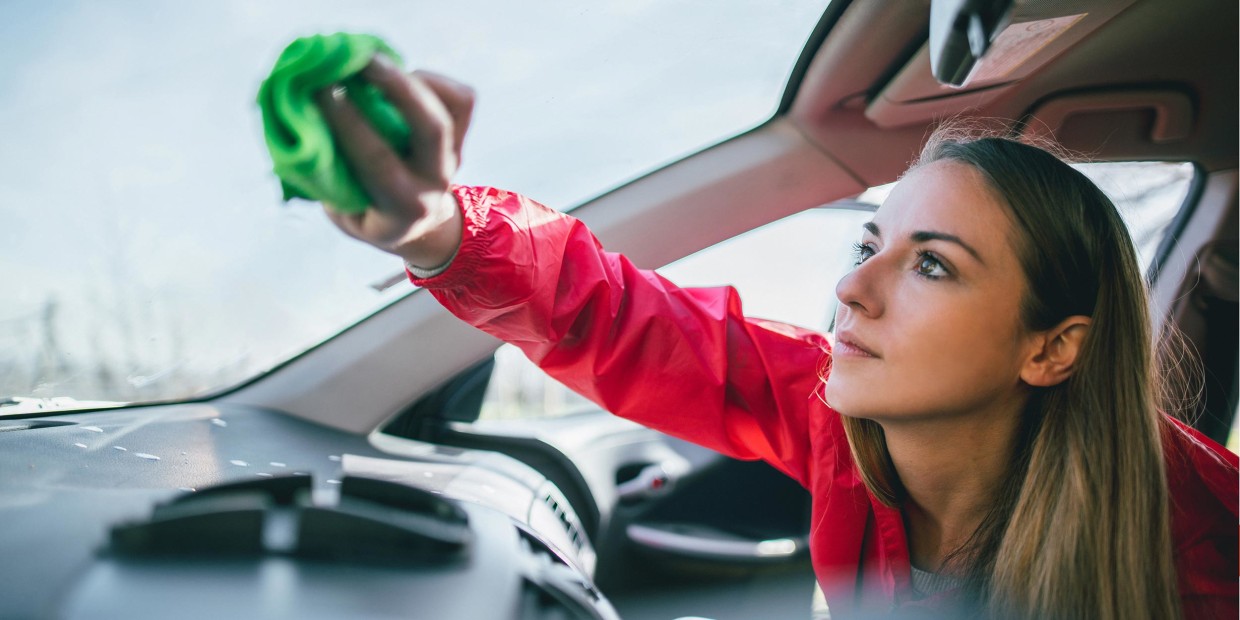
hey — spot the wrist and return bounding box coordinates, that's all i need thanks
[396,191,463,269]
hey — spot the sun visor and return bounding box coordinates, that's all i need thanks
[866,0,1136,129]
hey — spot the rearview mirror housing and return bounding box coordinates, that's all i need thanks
[929,0,1015,86]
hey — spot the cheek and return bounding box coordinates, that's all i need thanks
[825,289,1028,418]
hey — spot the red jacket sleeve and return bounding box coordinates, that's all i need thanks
[410,186,830,486]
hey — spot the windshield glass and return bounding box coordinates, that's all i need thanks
[0,0,829,410]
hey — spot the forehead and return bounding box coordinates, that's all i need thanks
[873,160,1015,245]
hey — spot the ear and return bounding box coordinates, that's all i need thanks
[1020,316,1092,387]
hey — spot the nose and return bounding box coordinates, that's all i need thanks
[835,257,883,318]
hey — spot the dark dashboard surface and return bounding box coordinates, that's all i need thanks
[0,403,611,619]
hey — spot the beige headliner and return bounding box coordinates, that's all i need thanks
[792,0,1238,185]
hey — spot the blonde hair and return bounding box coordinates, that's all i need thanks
[839,125,1181,619]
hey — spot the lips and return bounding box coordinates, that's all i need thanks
[833,329,879,358]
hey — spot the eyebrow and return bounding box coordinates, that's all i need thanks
[862,222,985,264]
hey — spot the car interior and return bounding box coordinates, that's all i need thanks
[2,0,1235,618]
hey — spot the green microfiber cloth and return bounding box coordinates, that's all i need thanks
[257,33,411,214]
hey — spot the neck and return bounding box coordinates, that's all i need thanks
[880,399,1025,573]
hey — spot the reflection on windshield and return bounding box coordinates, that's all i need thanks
[0,0,829,410]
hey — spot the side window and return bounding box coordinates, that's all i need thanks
[478,206,875,421]
[477,161,1196,422]
[1072,161,1195,270]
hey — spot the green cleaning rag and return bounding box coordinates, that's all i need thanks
[257,33,411,214]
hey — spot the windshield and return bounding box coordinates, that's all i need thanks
[0,0,830,411]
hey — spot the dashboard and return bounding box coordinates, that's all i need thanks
[0,403,614,619]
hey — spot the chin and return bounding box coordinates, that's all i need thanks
[822,374,894,421]
[822,376,862,417]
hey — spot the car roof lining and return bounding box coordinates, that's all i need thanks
[788,0,1239,186]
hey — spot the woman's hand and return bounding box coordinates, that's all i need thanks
[315,57,474,268]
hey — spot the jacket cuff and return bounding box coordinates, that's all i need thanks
[406,185,493,289]
[404,244,458,279]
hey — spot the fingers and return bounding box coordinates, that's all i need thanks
[414,70,475,161]
[315,88,425,218]
[361,56,455,179]
[322,204,363,240]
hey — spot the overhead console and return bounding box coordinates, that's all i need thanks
[867,0,1137,129]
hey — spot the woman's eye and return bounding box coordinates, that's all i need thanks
[914,252,949,278]
[851,242,875,266]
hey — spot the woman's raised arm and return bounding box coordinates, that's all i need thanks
[317,58,831,487]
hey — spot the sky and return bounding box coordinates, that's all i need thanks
[0,0,829,403]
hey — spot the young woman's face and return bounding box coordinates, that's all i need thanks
[824,161,1036,422]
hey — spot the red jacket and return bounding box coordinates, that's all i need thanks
[412,185,1238,618]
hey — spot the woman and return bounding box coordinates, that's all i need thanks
[312,58,1237,618]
